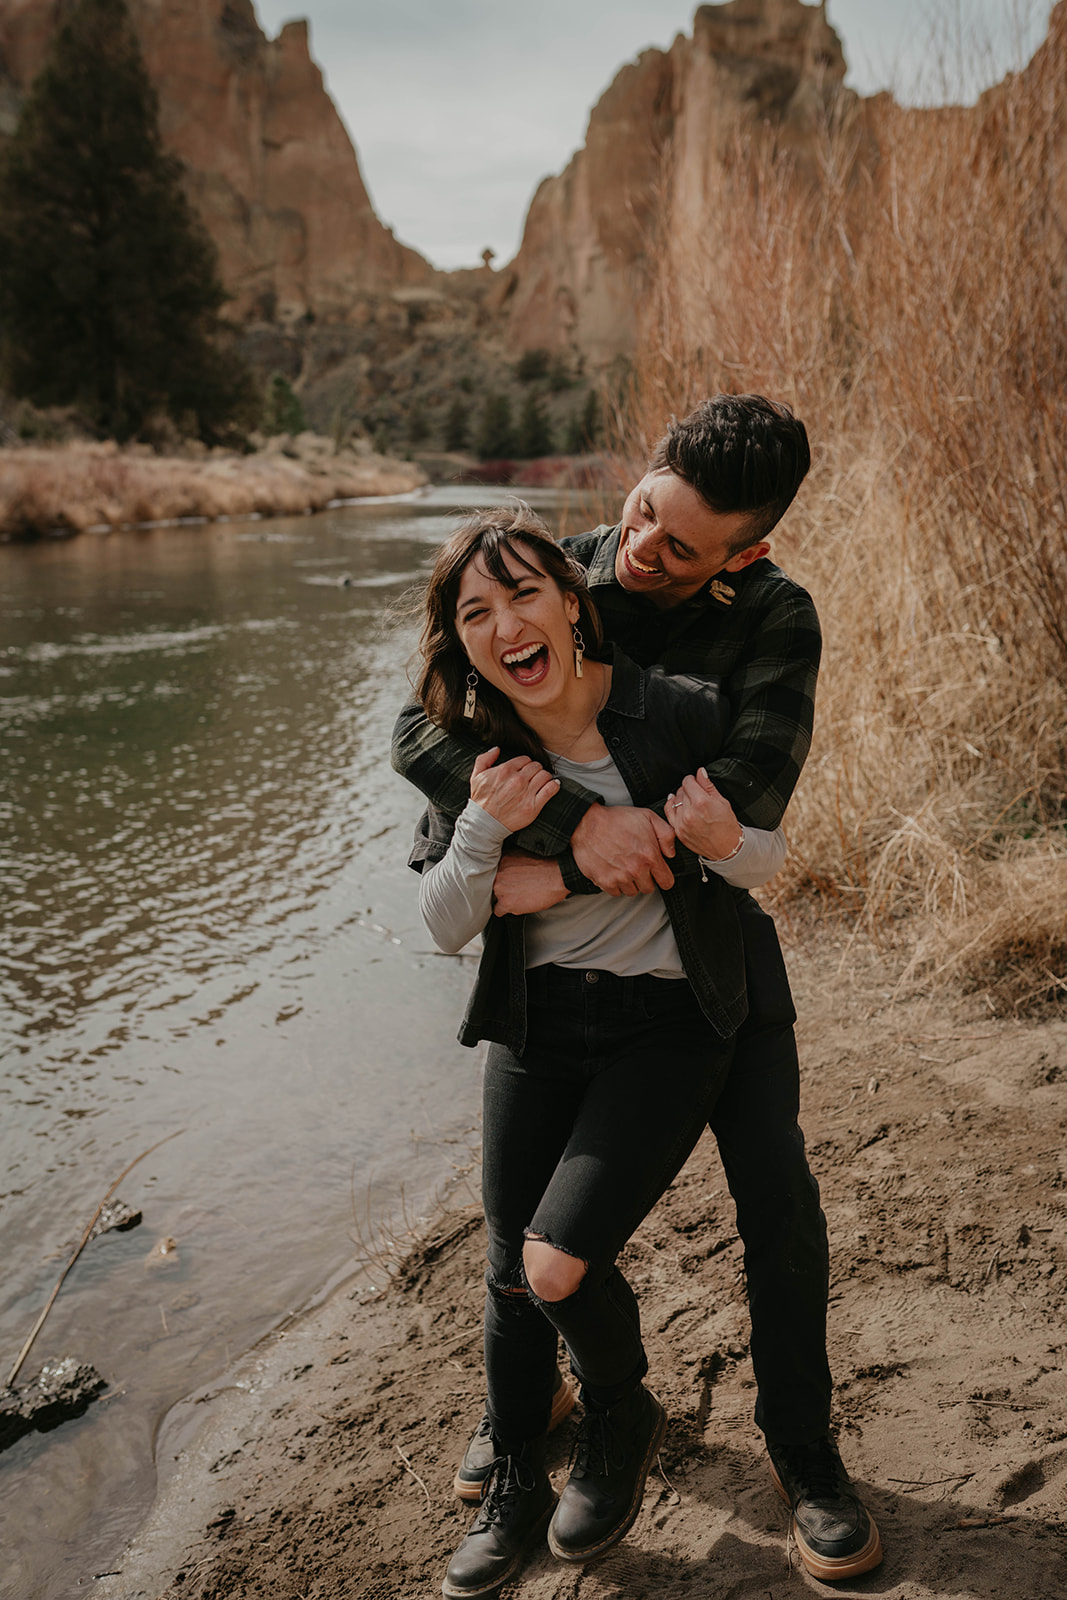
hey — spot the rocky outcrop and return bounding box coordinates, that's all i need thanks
[490,0,851,366]
[0,0,437,322]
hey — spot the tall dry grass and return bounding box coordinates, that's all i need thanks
[613,10,1067,1010]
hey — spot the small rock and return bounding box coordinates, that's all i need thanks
[144,1236,179,1267]
[88,1199,143,1240]
[0,1358,107,1454]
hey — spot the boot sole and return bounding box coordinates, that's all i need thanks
[547,1394,667,1564]
[441,1495,556,1599]
[453,1378,576,1502]
[768,1459,884,1581]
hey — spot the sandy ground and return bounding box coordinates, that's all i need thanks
[92,939,1067,1600]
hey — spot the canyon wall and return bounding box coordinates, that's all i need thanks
[0,0,437,323]
[489,0,852,367]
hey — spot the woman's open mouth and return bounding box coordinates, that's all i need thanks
[501,642,549,684]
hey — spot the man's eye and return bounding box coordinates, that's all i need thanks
[668,541,692,561]
[639,501,652,518]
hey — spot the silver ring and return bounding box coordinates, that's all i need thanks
[670,801,684,809]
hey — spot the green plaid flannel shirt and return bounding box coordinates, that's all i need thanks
[392,523,820,864]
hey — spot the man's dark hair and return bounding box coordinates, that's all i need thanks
[648,394,811,551]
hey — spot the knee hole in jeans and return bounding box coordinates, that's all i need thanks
[522,1237,587,1303]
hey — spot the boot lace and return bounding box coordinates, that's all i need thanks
[569,1408,625,1478]
[781,1438,844,1502]
[472,1452,538,1530]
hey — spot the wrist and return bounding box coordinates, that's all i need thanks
[703,824,745,863]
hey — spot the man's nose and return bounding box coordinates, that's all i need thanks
[630,526,662,561]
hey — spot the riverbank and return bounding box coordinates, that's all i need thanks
[92,938,1067,1600]
[0,435,429,540]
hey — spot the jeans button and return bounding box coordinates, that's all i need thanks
[584,970,599,984]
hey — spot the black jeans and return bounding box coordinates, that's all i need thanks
[713,899,832,1445]
[480,963,734,1452]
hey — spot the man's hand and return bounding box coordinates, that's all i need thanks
[492,848,569,917]
[667,768,744,860]
[571,803,676,895]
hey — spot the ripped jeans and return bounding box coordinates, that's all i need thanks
[481,963,734,1452]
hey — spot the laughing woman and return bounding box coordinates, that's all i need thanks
[405,505,785,1599]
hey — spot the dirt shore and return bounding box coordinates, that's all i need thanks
[93,940,1067,1600]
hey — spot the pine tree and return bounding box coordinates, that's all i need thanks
[444,398,469,451]
[476,392,515,459]
[517,390,553,458]
[0,0,253,441]
[263,373,305,436]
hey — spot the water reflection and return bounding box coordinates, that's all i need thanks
[0,486,600,1598]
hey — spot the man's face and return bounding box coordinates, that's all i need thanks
[614,469,770,607]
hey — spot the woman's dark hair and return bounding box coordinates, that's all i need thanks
[416,503,604,763]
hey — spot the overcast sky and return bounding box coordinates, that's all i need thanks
[253,0,1050,269]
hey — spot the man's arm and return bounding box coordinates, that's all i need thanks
[698,587,821,831]
[391,700,600,857]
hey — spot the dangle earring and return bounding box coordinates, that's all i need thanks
[572,624,585,679]
[463,667,479,718]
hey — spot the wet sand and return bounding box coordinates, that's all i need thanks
[92,937,1067,1600]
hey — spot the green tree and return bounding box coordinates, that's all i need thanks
[516,347,550,382]
[566,389,600,454]
[476,392,515,459]
[407,399,430,445]
[444,398,469,451]
[517,390,553,458]
[0,0,253,442]
[263,373,305,436]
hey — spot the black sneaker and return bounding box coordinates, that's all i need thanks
[442,1442,555,1599]
[767,1436,883,1581]
[547,1384,666,1564]
[453,1367,575,1501]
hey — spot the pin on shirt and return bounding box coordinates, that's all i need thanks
[710,580,735,605]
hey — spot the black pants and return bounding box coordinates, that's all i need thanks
[480,963,734,1451]
[713,898,831,1445]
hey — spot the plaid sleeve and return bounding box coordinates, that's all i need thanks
[703,587,821,831]
[390,700,602,857]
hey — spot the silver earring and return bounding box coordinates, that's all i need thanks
[573,625,585,678]
[463,668,478,718]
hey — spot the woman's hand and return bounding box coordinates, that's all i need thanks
[469,747,560,832]
[666,768,744,860]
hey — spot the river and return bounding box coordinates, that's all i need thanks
[0,485,598,1600]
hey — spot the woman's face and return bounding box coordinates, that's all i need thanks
[454,540,581,717]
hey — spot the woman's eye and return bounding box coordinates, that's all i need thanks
[515,586,539,599]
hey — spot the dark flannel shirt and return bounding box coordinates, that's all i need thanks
[391,523,821,865]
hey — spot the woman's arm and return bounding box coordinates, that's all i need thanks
[419,801,511,952]
[418,750,560,951]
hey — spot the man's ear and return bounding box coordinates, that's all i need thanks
[723,540,770,573]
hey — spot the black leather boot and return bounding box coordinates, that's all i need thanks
[453,1367,575,1501]
[547,1384,666,1564]
[767,1435,882,1581]
[442,1436,555,1598]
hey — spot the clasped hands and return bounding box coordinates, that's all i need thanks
[469,748,741,916]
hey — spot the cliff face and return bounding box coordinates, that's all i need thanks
[490,0,851,366]
[0,0,436,322]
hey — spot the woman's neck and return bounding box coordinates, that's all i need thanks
[524,660,611,764]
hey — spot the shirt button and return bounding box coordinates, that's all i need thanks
[584,970,599,984]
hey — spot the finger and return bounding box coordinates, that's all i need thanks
[694,766,717,793]
[649,811,676,856]
[471,747,500,775]
[647,855,676,891]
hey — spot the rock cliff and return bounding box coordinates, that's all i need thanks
[490,0,851,367]
[0,0,437,323]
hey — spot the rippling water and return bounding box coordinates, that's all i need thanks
[0,486,595,1599]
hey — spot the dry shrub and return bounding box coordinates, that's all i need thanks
[615,7,1067,1007]
[0,443,427,538]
